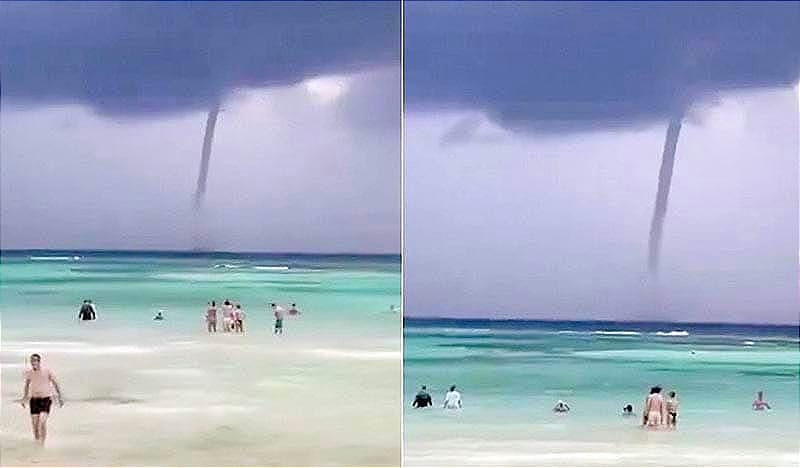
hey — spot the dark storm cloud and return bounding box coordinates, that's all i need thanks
[0,1,399,116]
[405,1,799,131]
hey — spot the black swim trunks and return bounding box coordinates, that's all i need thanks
[29,397,52,415]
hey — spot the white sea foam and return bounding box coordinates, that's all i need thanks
[743,341,756,345]
[212,263,243,269]
[29,256,78,261]
[654,330,690,337]
[253,265,290,271]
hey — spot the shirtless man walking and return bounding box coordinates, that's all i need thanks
[20,353,64,445]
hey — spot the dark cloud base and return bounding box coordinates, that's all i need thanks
[1,1,399,116]
[405,2,799,131]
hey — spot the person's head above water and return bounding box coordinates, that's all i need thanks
[30,353,41,370]
[83,300,88,304]
[624,404,633,412]
[421,385,427,390]
[211,300,216,307]
[757,391,764,399]
[271,303,276,307]
[669,391,676,398]
[650,386,662,394]
[292,303,296,307]
[236,304,241,309]
[449,385,456,392]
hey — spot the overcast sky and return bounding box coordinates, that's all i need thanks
[1,1,400,254]
[404,2,799,324]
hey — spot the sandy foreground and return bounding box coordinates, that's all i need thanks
[1,327,401,466]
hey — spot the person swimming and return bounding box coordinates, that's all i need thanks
[553,399,570,413]
[622,404,635,416]
[412,385,433,408]
[643,386,666,427]
[443,385,462,410]
[752,390,771,411]
[666,391,679,427]
[153,310,164,321]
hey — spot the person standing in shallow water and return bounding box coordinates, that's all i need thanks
[20,353,63,445]
[666,391,679,427]
[443,385,462,409]
[412,385,433,408]
[643,386,666,428]
[234,304,245,333]
[272,303,284,334]
[206,301,217,333]
[77,300,95,321]
[752,390,772,411]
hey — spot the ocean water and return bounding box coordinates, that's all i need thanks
[404,318,800,466]
[1,251,401,466]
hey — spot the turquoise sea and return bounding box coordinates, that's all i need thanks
[1,251,401,466]
[404,318,800,466]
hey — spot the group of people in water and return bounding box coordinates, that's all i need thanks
[411,385,462,409]
[410,383,774,431]
[204,300,301,334]
[77,298,303,335]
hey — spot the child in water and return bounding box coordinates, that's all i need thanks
[666,391,679,428]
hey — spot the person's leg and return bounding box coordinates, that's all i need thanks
[30,414,40,441]
[37,412,49,444]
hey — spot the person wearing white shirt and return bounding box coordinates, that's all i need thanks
[443,385,462,410]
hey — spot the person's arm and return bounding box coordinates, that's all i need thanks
[20,376,30,407]
[49,372,64,407]
[642,398,649,425]
[565,403,570,411]
[765,402,771,409]
[660,399,667,425]
[426,395,432,406]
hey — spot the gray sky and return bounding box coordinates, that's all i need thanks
[405,86,798,324]
[403,2,798,324]
[1,2,400,253]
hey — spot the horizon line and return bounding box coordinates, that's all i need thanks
[0,248,401,257]
[404,315,800,328]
